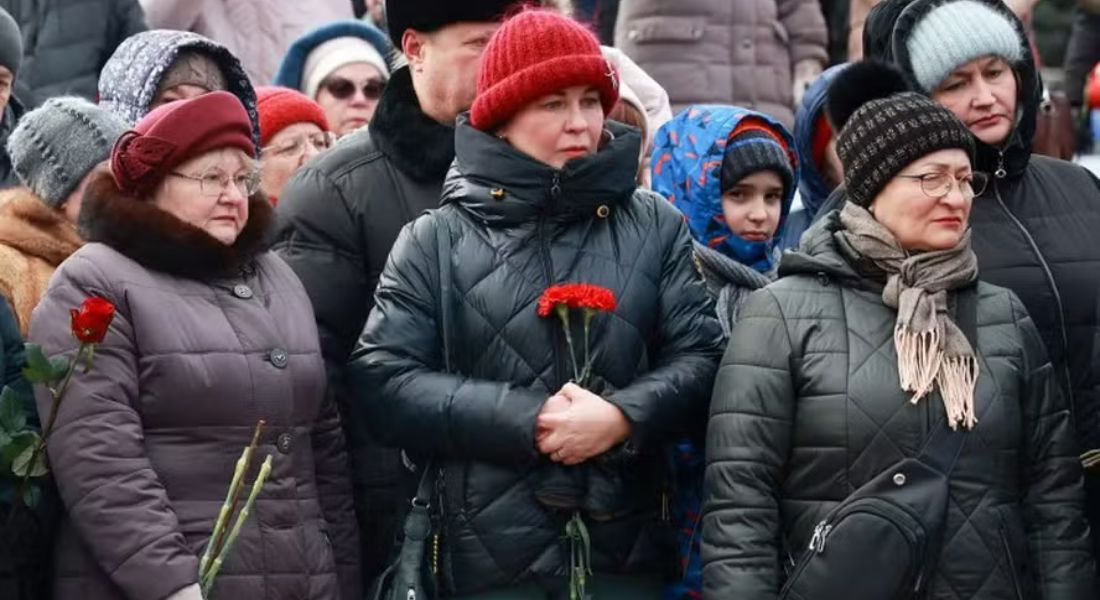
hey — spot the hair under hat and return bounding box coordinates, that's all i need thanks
[8,97,129,208]
[827,61,975,208]
[904,0,1024,92]
[111,91,255,197]
[256,86,330,147]
[470,9,619,132]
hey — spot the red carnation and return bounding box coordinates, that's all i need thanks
[70,297,115,344]
[536,284,616,385]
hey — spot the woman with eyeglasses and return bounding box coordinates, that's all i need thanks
[27,91,361,600]
[256,86,335,205]
[702,61,1094,599]
[274,21,392,137]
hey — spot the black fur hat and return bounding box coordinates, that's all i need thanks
[385,0,520,47]
[825,61,974,207]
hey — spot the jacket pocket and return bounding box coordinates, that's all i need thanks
[622,16,706,44]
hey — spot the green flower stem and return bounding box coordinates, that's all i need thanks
[202,454,273,595]
[566,511,592,600]
[202,420,266,579]
[579,309,595,387]
[555,304,582,383]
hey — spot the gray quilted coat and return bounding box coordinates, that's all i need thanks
[28,172,360,600]
[702,211,1096,599]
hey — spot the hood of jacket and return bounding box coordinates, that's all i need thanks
[98,30,260,149]
[273,20,393,91]
[866,0,1039,179]
[0,188,82,265]
[78,170,274,280]
[442,115,641,227]
[651,105,798,272]
[794,64,848,217]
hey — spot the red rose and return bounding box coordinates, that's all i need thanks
[70,297,115,344]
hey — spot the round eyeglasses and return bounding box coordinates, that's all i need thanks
[896,171,989,199]
[168,169,262,197]
[261,131,336,159]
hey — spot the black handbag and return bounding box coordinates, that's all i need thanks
[779,287,977,600]
[370,217,454,600]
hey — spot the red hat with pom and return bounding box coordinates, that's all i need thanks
[470,9,619,132]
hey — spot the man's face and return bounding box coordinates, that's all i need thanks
[0,66,14,114]
[407,22,500,123]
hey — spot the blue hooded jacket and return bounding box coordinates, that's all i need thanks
[652,105,798,274]
[780,63,849,249]
[273,20,392,92]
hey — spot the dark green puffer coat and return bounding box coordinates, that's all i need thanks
[702,211,1095,599]
[350,118,724,595]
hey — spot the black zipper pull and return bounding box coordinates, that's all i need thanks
[550,172,562,198]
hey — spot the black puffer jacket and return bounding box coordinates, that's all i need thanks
[860,0,1100,559]
[350,118,724,595]
[703,211,1095,599]
[273,66,456,580]
[0,0,146,107]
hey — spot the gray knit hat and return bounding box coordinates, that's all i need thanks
[7,97,129,208]
[0,7,21,76]
[905,0,1023,92]
[827,62,974,207]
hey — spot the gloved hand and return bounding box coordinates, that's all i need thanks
[792,59,824,107]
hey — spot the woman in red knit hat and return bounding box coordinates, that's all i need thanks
[29,91,360,600]
[256,86,334,204]
[352,8,722,599]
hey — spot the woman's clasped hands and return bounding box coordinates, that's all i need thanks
[536,383,632,466]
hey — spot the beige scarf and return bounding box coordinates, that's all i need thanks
[836,202,980,429]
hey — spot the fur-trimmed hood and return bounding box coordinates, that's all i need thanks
[0,187,82,265]
[78,170,274,280]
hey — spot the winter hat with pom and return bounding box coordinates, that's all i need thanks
[470,9,619,132]
[827,61,974,207]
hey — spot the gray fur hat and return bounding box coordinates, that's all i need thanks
[7,97,128,207]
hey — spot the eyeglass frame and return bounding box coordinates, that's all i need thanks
[168,168,262,197]
[260,130,336,159]
[319,75,386,101]
[895,170,989,200]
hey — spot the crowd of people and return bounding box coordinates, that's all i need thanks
[0,0,1097,599]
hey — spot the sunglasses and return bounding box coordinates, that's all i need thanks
[320,76,386,100]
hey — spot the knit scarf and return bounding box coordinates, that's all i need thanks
[836,202,980,429]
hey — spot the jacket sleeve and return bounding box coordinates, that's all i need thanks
[274,166,373,376]
[1063,8,1100,107]
[347,214,546,466]
[28,254,199,600]
[604,202,724,450]
[136,0,204,30]
[778,0,829,66]
[1012,294,1097,599]
[311,388,362,600]
[702,289,796,600]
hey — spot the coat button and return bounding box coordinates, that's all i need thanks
[233,284,253,299]
[268,348,288,369]
[276,432,293,454]
[893,473,907,486]
[595,204,611,218]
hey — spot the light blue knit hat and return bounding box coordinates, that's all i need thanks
[905,0,1023,92]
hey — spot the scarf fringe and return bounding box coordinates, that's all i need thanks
[894,326,941,401]
[937,356,979,430]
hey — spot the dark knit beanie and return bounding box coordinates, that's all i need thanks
[827,61,974,207]
[384,0,520,48]
[471,9,619,132]
[0,7,20,77]
[720,125,795,200]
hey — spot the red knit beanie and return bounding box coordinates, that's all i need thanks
[470,9,619,132]
[111,91,255,197]
[256,86,330,147]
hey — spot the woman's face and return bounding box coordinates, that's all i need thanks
[931,56,1017,147]
[496,85,605,170]
[721,171,784,242]
[314,62,386,136]
[260,122,331,201]
[154,147,256,245]
[870,148,975,252]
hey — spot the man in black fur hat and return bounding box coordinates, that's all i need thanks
[273,0,566,585]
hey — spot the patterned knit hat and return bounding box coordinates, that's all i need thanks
[720,121,795,201]
[8,97,128,207]
[827,62,974,207]
[904,0,1023,92]
[470,9,619,132]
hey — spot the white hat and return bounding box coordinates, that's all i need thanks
[303,36,390,99]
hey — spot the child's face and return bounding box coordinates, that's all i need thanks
[721,171,784,242]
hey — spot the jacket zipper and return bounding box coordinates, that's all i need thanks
[541,173,567,385]
[989,173,1075,411]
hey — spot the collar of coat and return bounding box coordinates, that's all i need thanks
[0,188,82,265]
[442,116,642,227]
[369,66,458,183]
[79,170,274,280]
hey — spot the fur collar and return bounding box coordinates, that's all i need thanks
[369,66,456,182]
[79,171,274,280]
[0,188,82,266]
